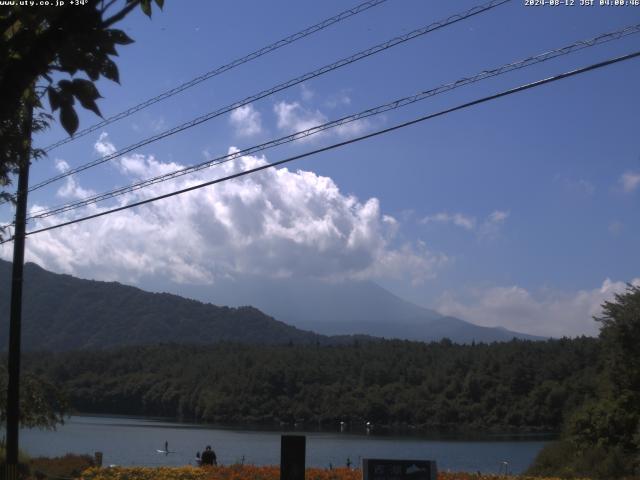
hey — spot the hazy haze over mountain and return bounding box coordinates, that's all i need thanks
[0,260,542,347]
[149,274,545,342]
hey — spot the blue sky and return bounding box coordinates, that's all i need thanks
[1,0,639,337]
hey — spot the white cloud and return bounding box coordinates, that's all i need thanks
[421,210,509,241]
[151,116,168,133]
[478,210,510,240]
[274,101,327,135]
[488,210,509,224]
[421,212,476,230]
[94,132,116,156]
[325,90,352,109]
[553,174,595,195]
[300,84,314,102]
[620,171,640,193]
[437,278,640,337]
[3,136,444,287]
[334,118,373,138]
[54,159,95,200]
[229,105,262,137]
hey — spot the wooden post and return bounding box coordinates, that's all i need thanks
[4,96,33,480]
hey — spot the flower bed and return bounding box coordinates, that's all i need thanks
[79,465,584,480]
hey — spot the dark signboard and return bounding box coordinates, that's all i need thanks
[280,435,306,480]
[362,458,437,480]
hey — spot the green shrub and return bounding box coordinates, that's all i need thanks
[29,453,95,479]
[527,439,638,479]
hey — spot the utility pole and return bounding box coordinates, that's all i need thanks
[5,95,33,480]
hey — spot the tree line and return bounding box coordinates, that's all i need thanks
[20,336,600,432]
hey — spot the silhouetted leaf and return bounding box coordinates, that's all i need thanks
[59,104,79,136]
[100,58,119,83]
[47,87,61,112]
[71,79,102,117]
[154,0,164,8]
[107,29,134,45]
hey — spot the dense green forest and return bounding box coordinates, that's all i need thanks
[22,337,599,432]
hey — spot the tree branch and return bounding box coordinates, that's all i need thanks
[103,1,140,28]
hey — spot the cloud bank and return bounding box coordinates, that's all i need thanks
[438,278,640,337]
[4,135,444,286]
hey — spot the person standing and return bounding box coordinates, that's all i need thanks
[200,445,217,466]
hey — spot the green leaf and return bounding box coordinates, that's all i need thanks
[107,29,134,45]
[100,58,119,83]
[60,103,79,136]
[154,0,164,8]
[47,87,61,112]
[140,0,152,17]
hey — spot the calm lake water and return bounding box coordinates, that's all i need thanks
[21,415,551,474]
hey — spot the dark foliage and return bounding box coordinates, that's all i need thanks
[0,260,332,350]
[0,363,67,429]
[0,0,162,215]
[23,337,599,432]
[527,285,640,479]
[28,453,95,480]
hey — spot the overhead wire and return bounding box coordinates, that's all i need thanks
[26,0,511,194]
[2,49,637,244]
[41,0,390,153]
[23,23,640,222]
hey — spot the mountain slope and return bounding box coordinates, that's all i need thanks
[0,260,326,351]
[165,275,544,342]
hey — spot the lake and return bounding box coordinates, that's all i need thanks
[21,415,551,474]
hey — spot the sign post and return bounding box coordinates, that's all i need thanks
[362,458,438,480]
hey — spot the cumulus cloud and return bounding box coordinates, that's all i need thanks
[620,171,640,193]
[437,278,640,337]
[94,132,116,156]
[54,159,95,200]
[273,100,372,141]
[274,101,327,134]
[229,105,262,137]
[3,135,444,286]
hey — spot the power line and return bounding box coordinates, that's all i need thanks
[41,0,389,153]
[26,0,511,193]
[3,49,637,244]
[23,23,640,222]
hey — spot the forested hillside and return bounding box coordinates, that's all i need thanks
[23,337,600,432]
[0,260,328,350]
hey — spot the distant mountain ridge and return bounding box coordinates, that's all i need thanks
[0,260,542,351]
[0,260,332,351]
[165,275,544,343]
